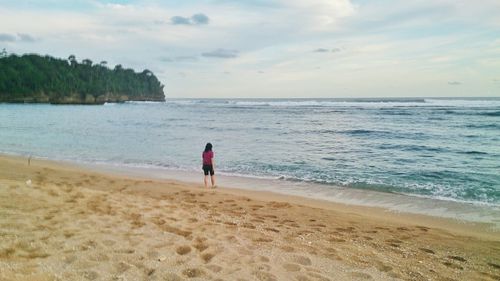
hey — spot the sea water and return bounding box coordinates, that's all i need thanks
[1,98,499,209]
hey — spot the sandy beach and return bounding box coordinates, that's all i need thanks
[0,154,499,281]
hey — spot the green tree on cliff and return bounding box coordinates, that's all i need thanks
[0,53,165,104]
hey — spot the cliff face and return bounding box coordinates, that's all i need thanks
[1,93,165,104]
[0,53,166,104]
[49,93,165,105]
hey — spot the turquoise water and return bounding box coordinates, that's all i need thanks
[1,98,499,205]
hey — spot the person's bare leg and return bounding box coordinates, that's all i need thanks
[204,176,209,188]
[210,175,216,188]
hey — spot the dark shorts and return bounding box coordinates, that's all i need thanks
[202,164,214,176]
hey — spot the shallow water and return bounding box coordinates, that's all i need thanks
[1,97,499,206]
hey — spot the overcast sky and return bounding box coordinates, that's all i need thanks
[1,0,499,98]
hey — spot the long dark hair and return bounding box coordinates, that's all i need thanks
[204,143,212,153]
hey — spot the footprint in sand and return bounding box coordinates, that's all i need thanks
[176,245,191,255]
[281,246,295,252]
[264,227,280,233]
[311,224,326,228]
[253,236,273,243]
[296,275,311,281]
[374,261,393,272]
[250,204,264,209]
[206,264,222,273]
[79,240,98,251]
[162,273,183,281]
[224,221,237,226]
[242,223,256,229]
[225,235,237,242]
[415,225,430,232]
[115,262,132,274]
[82,270,99,280]
[259,256,270,262]
[419,247,435,254]
[447,255,467,262]
[335,226,356,233]
[201,252,215,263]
[488,262,500,269]
[306,272,331,281]
[443,261,463,270]
[253,270,277,281]
[238,248,254,256]
[267,201,292,209]
[348,272,373,280]
[115,248,135,254]
[386,238,403,248]
[264,215,278,219]
[328,237,346,243]
[147,250,159,259]
[145,268,156,277]
[292,256,312,266]
[89,253,109,262]
[63,255,78,265]
[282,263,301,272]
[151,217,166,226]
[193,242,209,252]
[182,268,205,278]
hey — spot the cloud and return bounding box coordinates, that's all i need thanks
[191,13,209,25]
[0,33,16,42]
[171,16,191,25]
[313,48,329,53]
[0,33,37,42]
[448,81,461,85]
[170,13,210,25]
[18,33,36,42]
[202,48,238,58]
[314,47,342,53]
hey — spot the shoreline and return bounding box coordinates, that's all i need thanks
[8,151,499,230]
[2,153,500,239]
[1,153,500,280]
[32,155,500,239]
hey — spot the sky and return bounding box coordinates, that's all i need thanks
[1,0,499,98]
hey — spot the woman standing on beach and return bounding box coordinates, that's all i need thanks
[202,143,216,188]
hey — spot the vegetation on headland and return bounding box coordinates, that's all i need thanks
[0,50,165,104]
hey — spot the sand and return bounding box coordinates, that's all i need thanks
[0,155,499,281]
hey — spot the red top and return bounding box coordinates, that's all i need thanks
[202,151,214,165]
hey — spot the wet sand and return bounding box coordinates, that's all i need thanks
[0,154,499,281]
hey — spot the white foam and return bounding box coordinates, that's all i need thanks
[424,99,500,107]
[164,98,500,108]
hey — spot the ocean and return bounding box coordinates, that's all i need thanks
[1,98,499,210]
